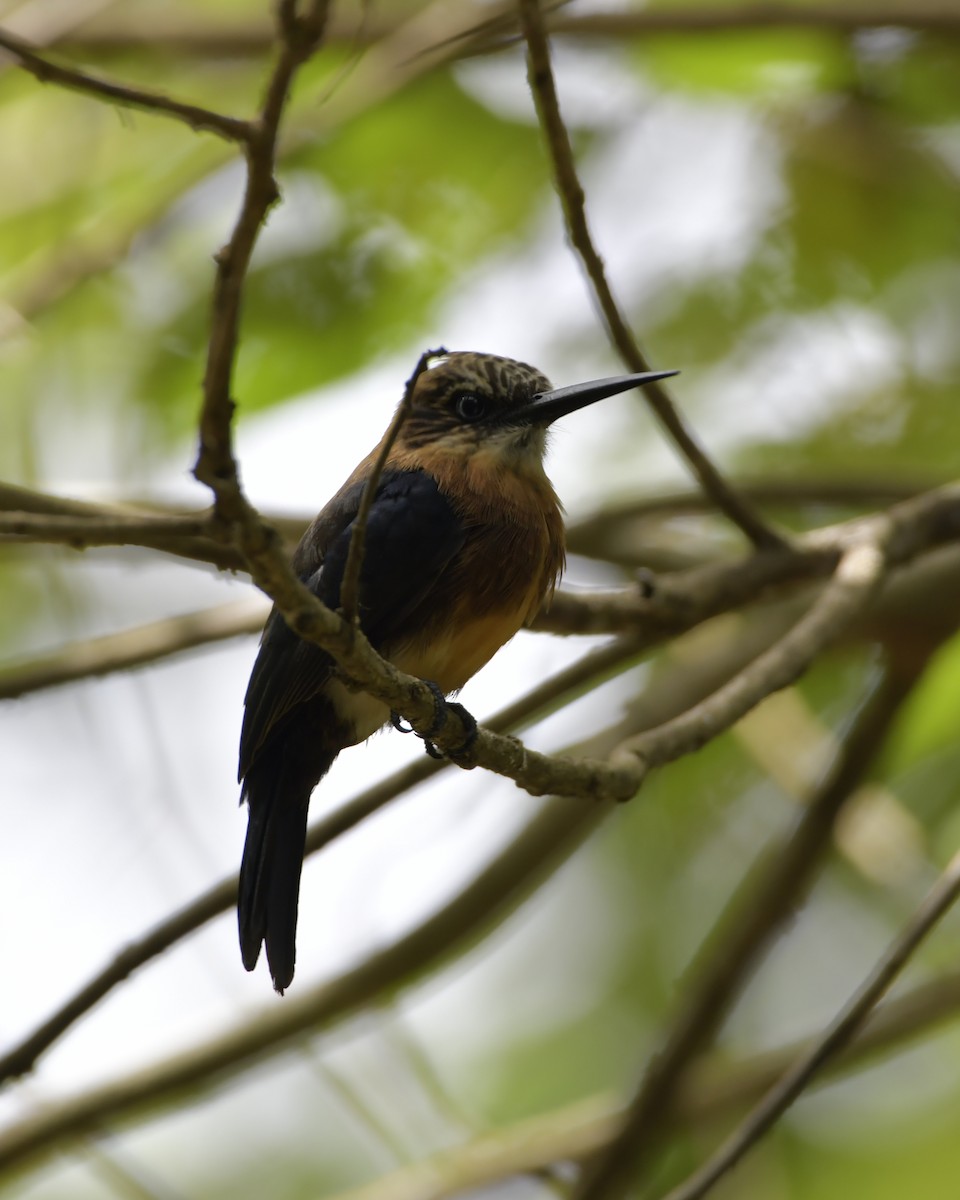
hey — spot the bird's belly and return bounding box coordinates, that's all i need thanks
[329,607,528,748]
[326,677,392,748]
[390,607,528,695]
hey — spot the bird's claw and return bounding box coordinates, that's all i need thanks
[390,683,478,760]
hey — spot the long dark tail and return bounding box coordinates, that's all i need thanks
[238,747,337,994]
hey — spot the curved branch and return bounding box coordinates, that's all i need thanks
[314,965,960,1200]
[517,0,785,552]
[614,531,890,772]
[577,631,915,1200]
[0,796,604,1173]
[0,26,252,141]
[192,0,330,521]
[0,634,643,1083]
[664,849,960,1200]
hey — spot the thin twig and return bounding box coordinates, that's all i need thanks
[0,797,605,1172]
[0,483,247,569]
[0,26,252,142]
[304,961,960,1200]
[0,599,266,700]
[61,5,960,61]
[576,640,911,1200]
[517,0,785,552]
[339,348,443,623]
[192,0,330,522]
[663,845,960,1200]
[0,511,210,547]
[0,635,643,1084]
[613,530,891,773]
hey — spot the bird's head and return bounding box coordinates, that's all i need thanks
[395,351,677,472]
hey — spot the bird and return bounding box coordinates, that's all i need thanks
[238,350,676,993]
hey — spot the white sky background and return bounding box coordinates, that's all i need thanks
[0,43,909,1200]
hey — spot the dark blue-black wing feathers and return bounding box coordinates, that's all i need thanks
[238,468,465,992]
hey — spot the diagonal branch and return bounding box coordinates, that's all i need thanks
[0,796,608,1172]
[0,521,905,1086]
[0,634,644,1084]
[663,844,960,1200]
[0,600,266,700]
[293,964,960,1200]
[517,0,786,552]
[0,26,252,142]
[576,627,913,1200]
[611,529,890,782]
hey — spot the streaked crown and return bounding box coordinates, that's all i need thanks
[399,352,552,450]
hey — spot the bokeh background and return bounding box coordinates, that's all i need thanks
[2,1,960,1197]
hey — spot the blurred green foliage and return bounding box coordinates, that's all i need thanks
[2,2,960,1199]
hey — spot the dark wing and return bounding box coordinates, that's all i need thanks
[239,468,465,780]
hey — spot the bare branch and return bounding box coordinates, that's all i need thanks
[574,535,896,1200]
[517,0,786,553]
[0,510,210,548]
[296,965,960,1200]
[664,846,960,1200]
[614,531,890,772]
[61,6,960,61]
[0,484,244,570]
[0,600,266,700]
[0,26,252,142]
[0,634,643,1083]
[0,796,606,1172]
[192,0,331,521]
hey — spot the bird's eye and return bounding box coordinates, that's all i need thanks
[453,391,487,422]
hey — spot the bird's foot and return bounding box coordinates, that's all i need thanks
[391,682,478,761]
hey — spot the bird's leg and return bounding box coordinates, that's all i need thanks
[391,681,478,760]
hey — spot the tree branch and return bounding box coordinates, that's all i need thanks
[614,531,889,772]
[294,965,960,1200]
[663,846,960,1200]
[0,796,606,1173]
[0,483,245,570]
[0,26,252,142]
[0,599,266,700]
[60,5,960,62]
[574,540,899,1200]
[0,634,644,1083]
[517,0,786,553]
[0,511,210,549]
[192,0,331,522]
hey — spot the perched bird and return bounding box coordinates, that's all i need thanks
[238,351,675,992]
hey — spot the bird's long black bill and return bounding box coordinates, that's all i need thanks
[512,368,679,427]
